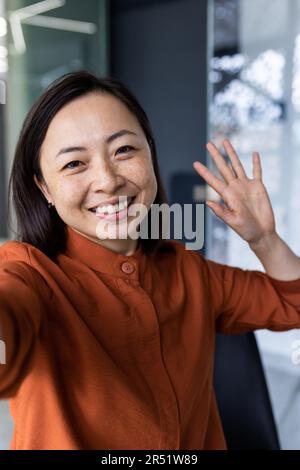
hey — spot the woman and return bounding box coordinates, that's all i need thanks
[0,71,300,450]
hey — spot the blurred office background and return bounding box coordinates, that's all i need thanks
[0,0,300,449]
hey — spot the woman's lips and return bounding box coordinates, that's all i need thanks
[91,196,136,222]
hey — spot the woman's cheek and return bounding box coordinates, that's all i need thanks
[129,160,156,189]
[145,169,158,195]
[55,181,85,209]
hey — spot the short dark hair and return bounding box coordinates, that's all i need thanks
[8,71,171,261]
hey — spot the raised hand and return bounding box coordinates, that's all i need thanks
[193,139,276,245]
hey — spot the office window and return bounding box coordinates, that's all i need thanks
[208,0,300,449]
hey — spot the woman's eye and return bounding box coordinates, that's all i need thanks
[64,160,82,170]
[116,145,135,155]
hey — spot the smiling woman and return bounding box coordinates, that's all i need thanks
[8,71,169,259]
[33,91,159,255]
[1,71,300,451]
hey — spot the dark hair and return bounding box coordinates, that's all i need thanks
[8,71,171,261]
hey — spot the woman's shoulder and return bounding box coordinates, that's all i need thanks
[0,240,54,303]
[0,240,51,287]
[0,239,42,266]
[163,239,203,257]
[154,239,207,269]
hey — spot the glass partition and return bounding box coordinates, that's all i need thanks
[208,0,300,449]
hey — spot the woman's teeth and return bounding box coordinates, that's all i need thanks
[91,197,132,215]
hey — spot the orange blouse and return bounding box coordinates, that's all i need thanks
[0,226,300,450]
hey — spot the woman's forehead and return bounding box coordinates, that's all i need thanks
[43,94,142,147]
[52,93,136,127]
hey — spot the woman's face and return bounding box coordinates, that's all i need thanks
[34,92,157,254]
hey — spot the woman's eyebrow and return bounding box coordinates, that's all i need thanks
[106,129,138,144]
[55,129,138,158]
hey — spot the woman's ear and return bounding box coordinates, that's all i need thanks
[33,174,52,204]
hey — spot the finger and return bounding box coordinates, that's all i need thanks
[206,142,237,183]
[228,162,237,179]
[206,200,233,224]
[223,139,247,179]
[252,152,262,180]
[193,161,227,196]
[206,201,226,218]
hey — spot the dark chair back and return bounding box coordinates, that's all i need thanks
[213,332,280,449]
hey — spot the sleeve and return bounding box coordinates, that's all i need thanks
[0,261,45,398]
[203,256,300,334]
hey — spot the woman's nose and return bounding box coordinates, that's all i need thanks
[91,160,125,193]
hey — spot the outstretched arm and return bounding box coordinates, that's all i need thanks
[193,139,300,281]
[0,261,44,398]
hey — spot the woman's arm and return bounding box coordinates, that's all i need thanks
[199,254,300,334]
[0,261,43,398]
[249,233,300,281]
[193,139,300,281]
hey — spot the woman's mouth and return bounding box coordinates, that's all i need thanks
[88,196,136,221]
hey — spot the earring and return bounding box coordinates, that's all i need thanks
[48,201,54,208]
